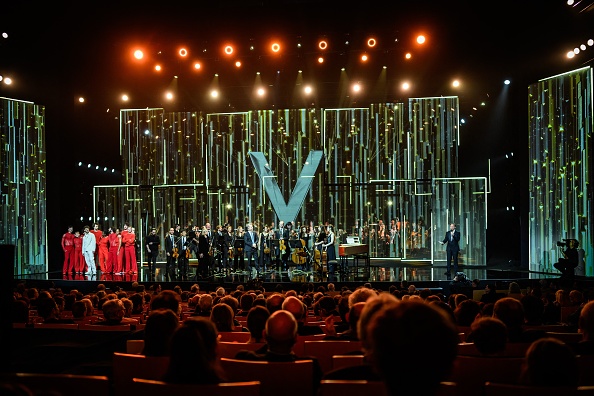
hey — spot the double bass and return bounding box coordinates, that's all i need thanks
[291,239,307,265]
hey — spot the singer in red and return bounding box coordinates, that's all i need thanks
[73,230,84,274]
[98,231,109,273]
[441,223,460,278]
[123,227,138,274]
[90,223,102,269]
[62,226,75,274]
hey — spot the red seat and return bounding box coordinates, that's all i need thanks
[129,378,261,396]
[112,352,170,396]
[302,340,362,373]
[0,372,109,396]
[217,342,265,359]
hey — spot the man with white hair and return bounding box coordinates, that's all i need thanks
[82,226,97,276]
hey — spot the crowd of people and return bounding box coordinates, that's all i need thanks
[8,276,594,395]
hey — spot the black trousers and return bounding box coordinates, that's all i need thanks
[147,252,158,275]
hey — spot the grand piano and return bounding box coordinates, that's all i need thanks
[338,242,370,278]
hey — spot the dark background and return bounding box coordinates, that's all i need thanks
[1,0,593,271]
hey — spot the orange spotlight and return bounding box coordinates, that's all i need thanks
[452,80,461,88]
[155,64,162,71]
[318,57,324,63]
[361,54,368,62]
[133,49,144,60]
[271,43,281,53]
[318,40,328,50]
[257,87,265,97]
[405,53,412,59]
[224,45,234,55]
[416,35,426,44]
[235,61,242,68]
[367,38,376,47]
[193,62,201,70]
[179,48,188,57]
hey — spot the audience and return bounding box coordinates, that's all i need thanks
[245,306,270,343]
[162,317,223,384]
[465,317,508,356]
[572,300,594,355]
[520,337,578,387]
[493,297,545,343]
[210,302,236,332]
[143,309,180,357]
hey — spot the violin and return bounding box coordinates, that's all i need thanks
[279,239,286,254]
[172,247,179,258]
[185,247,191,259]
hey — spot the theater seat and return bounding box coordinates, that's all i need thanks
[447,356,524,395]
[484,382,594,396]
[217,341,265,359]
[303,341,362,373]
[130,378,261,396]
[0,372,109,396]
[112,352,170,396]
[220,357,313,396]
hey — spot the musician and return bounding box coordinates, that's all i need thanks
[90,223,103,270]
[378,223,390,257]
[276,220,292,271]
[205,222,213,242]
[233,225,245,272]
[173,224,181,237]
[259,225,272,272]
[440,223,460,277]
[61,226,75,275]
[188,225,199,256]
[177,230,190,280]
[196,229,211,279]
[214,225,231,273]
[164,227,177,281]
[244,223,259,276]
[323,225,337,273]
[145,228,160,278]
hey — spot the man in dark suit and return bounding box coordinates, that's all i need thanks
[196,229,211,279]
[441,223,460,277]
[164,227,177,281]
[275,221,291,271]
[145,228,160,278]
[177,229,190,280]
[244,223,259,276]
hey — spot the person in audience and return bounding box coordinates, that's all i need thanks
[246,305,270,344]
[81,298,94,317]
[493,297,545,343]
[324,301,366,341]
[150,290,181,317]
[366,300,459,396]
[11,300,29,324]
[237,293,254,316]
[266,293,285,314]
[465,317,508,356]
[453,299,481,327]
[480,284,503,304]
[129,293,144,315]
[210,302,236,332]
[521,294,545,326]
[281,295,324,335]
[37,298,75,324]
[507,281,524,300]
[193,293,213,317]
[571,300,594,355]
[143,309,179,357]
[520,337,578,387]
[234,310,323,389]
[347,287,377,307]
[94,299,135,325]
[162,317,223,384]
[71,301,88,321]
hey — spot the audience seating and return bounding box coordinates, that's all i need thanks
[220,357,313,396]
[32,323,79,330]
[331,354,365,370]
[293,334,327,355]
[447,355,524,395]
[126,339,145,354]
[218,341,265,359]
[484,382,594,396]
[80,323,131,331]
[112,352,170,396]
[578,355,594,386]
[303,340,363,373]
[0,372,109,396]
[218,331,251,342]
[545,332,583,343]
[319,380,388,396]
[130,378,261,396]
[457,342,531,357]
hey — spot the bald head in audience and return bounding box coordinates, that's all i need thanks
[266,293,285,314]
[282,295,306,321]
[265,310,298,354]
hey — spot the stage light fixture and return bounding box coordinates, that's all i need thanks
[416,35,426,44]
[144,130,149,135]
[95,166,99,170]
[235,61,242,68]
[401,82,410,90]
[405,53,412,59]
[461,119,466,124]
[257,87,265,96]
[452,80,460,87]
[367,38,376,47]
[179,48,188,57]
[224,45,233,55]
[271,43,280,52]
[504,79,511,85]
[589,39,594,46]
[580,44,586,51]
[103,167,107,171]
[352,83,361,93]
[1,32,7,39]
[567,51,575,58]
[104,217,108,221]
[319,40,328,50]
[210,90,219,98]
[194,62,201,70]
[78,97,85,103]
[574,47,580,54]
[0,76,3,82]
[297,43,302,48]
[80,217,83,221]
[133,49,143,60]
[318,57,324,63]
[567,0,574,5]
[361,54,368,62]
[87,164,91,168]
[89,217,92,221]
[304,85,313,95]
[111,169,115,173]
[78,162,82,166]
[155,64,161,71]
[4,77,11,85]
[122,94,129,101]
[165,92,174,100]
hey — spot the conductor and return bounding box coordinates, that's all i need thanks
[440,223,460,277]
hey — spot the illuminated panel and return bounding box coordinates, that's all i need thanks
[528,66,593,276]
[0,97,47,275]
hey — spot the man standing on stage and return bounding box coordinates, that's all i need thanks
[62,226,75,275]
[145,228,160,278]
[82,226,97,276]
[196,228,211,279]
[440,223,460,278]
[177,229,190,280]
[214,225,231,274]
[90,223,102,270]
[244,223,259,277]
[164,227,177,281]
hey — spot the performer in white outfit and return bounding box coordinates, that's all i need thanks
[82,225,97,275]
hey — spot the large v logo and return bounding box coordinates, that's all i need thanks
[250,151,324,224]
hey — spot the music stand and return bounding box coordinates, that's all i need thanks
[288,240,303,249]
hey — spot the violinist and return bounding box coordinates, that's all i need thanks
[258,225,271,272]
[276,221,291,271]
[177,230,190,281]
[164,227,177,281]
[196,228,211,279]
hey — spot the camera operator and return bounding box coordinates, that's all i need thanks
[553,239,579,277]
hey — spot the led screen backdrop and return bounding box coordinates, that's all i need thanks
[97,97,487,266]
[528,66,593,276]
